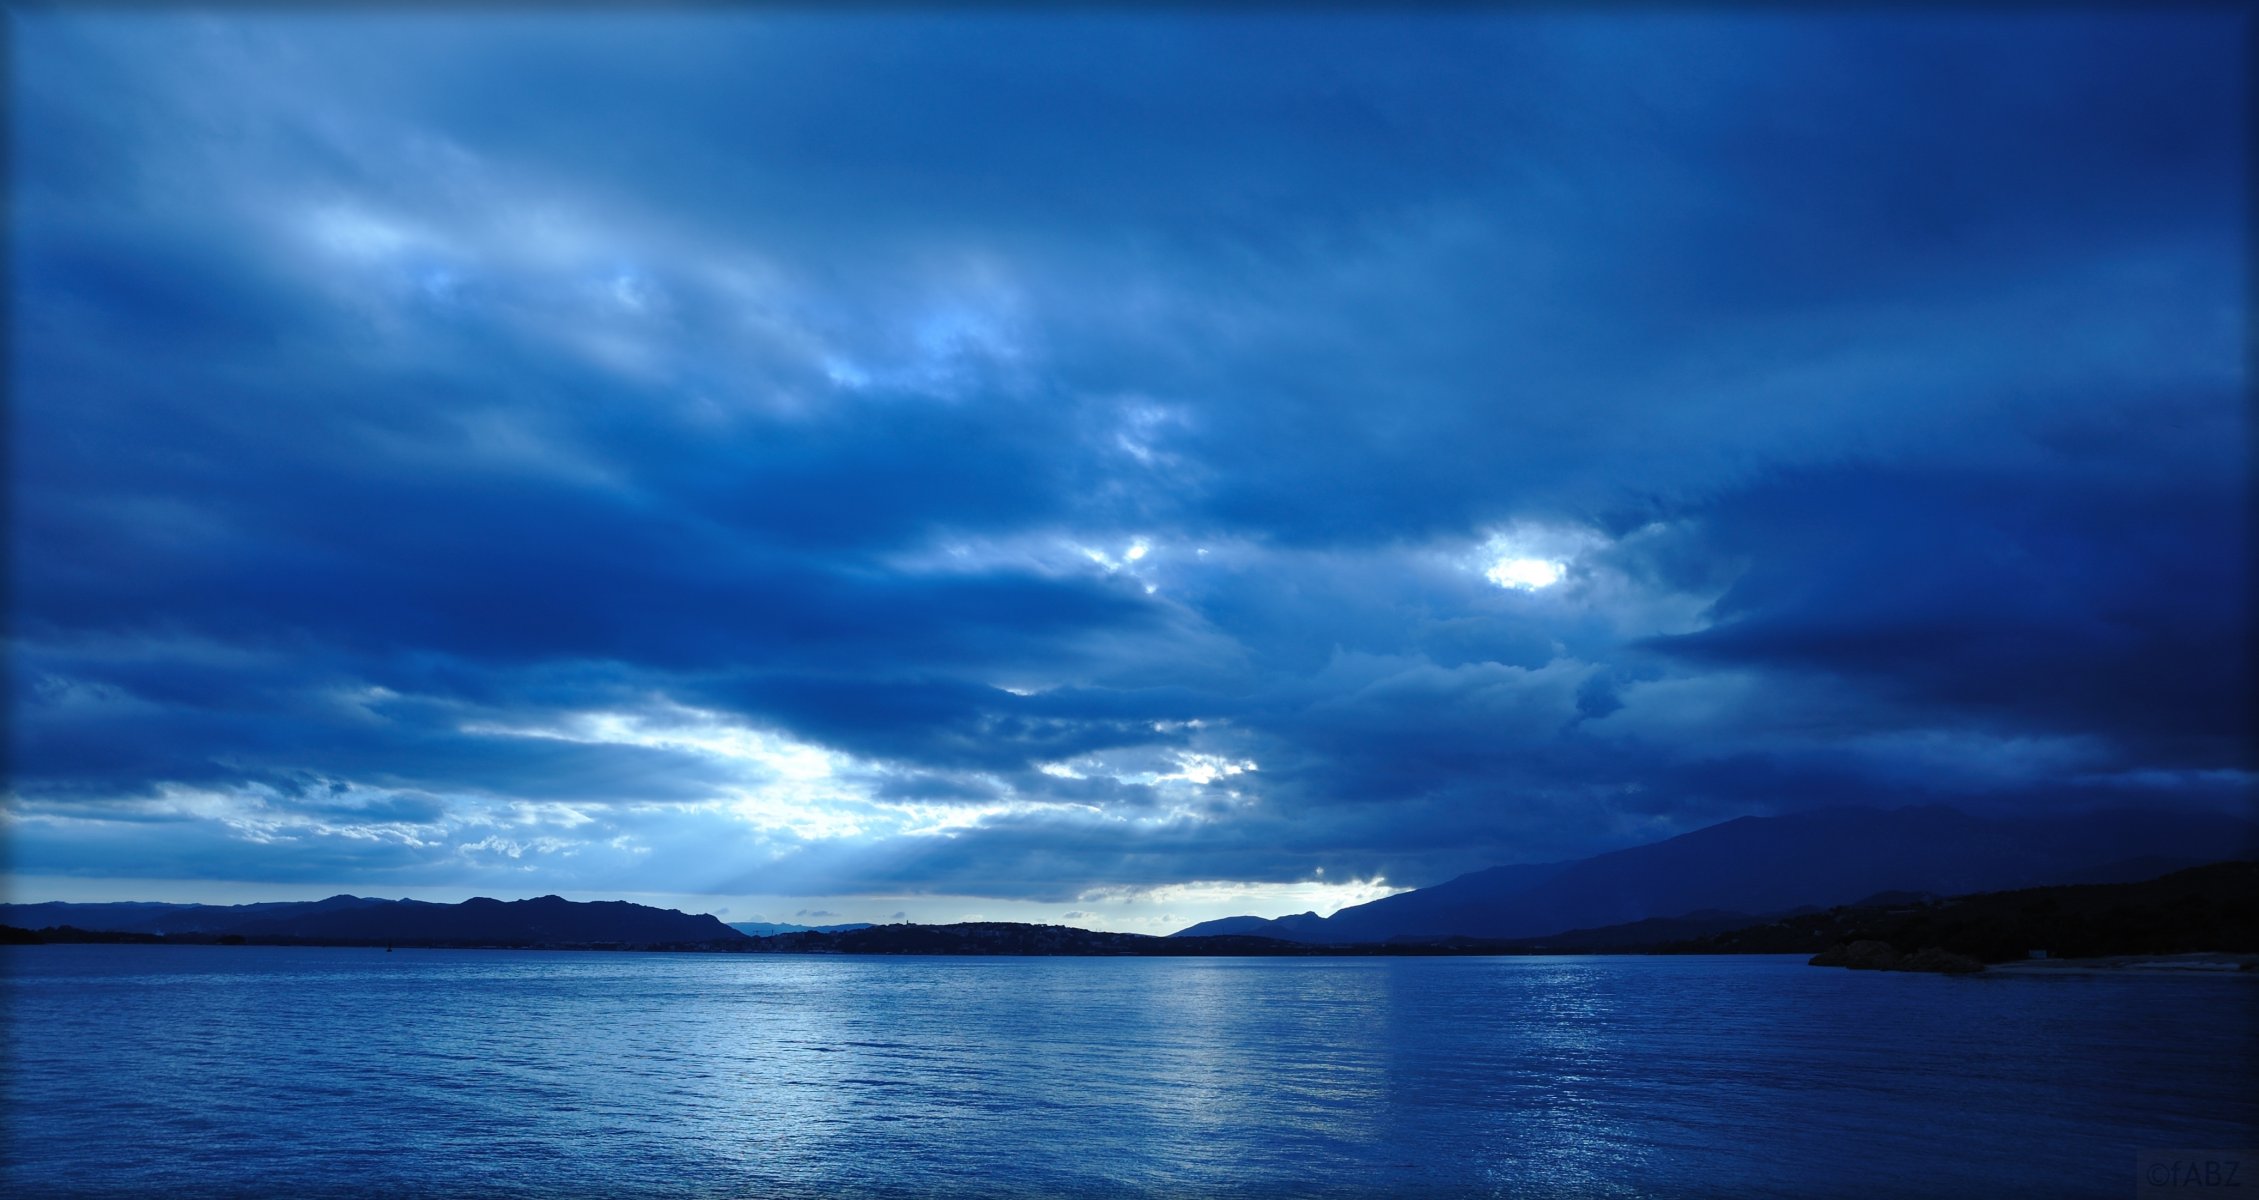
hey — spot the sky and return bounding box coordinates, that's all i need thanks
[5,9,2249,933]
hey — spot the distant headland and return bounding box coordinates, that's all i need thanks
[6,860,2252,971]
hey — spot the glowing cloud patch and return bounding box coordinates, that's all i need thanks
[1468,523,1609,592]
[1485,556,1566,591]
[1161,753,1256,786]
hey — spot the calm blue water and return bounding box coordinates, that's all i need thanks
[3,947,2251,1198]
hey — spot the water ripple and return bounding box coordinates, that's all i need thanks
[4,948,2252,1198]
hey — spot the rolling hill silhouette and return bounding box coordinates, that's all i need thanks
[1173,805,2257,943]
[0,894,746,947]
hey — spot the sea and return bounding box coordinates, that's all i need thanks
[3,946,2251,1198]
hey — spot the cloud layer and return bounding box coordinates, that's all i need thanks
[7,11,2247,914]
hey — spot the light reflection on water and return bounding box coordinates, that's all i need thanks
[3,947,2251,1198]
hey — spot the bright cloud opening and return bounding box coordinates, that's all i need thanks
[1486,556,1566,591]
[1468,523,1610,591]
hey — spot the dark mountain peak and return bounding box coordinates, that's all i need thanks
[301,895,385,913]
[1187,803,2259,944]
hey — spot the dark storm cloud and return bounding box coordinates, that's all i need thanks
[1638,459,2250,769]
[8,643,741,805]
[7,9,2245,898]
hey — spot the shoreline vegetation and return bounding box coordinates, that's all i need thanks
[1692,859,2257,974]
[4,861,2250,973]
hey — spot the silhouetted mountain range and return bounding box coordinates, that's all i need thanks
[0,894,393,937]
[1172,805,2258,943]
[0,894,745,948]
[12,806,2249,955]
[10,857,2251,963]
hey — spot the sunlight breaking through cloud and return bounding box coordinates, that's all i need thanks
[7,7,2242,923]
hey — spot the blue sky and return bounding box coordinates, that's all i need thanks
[6,9,2247,931]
